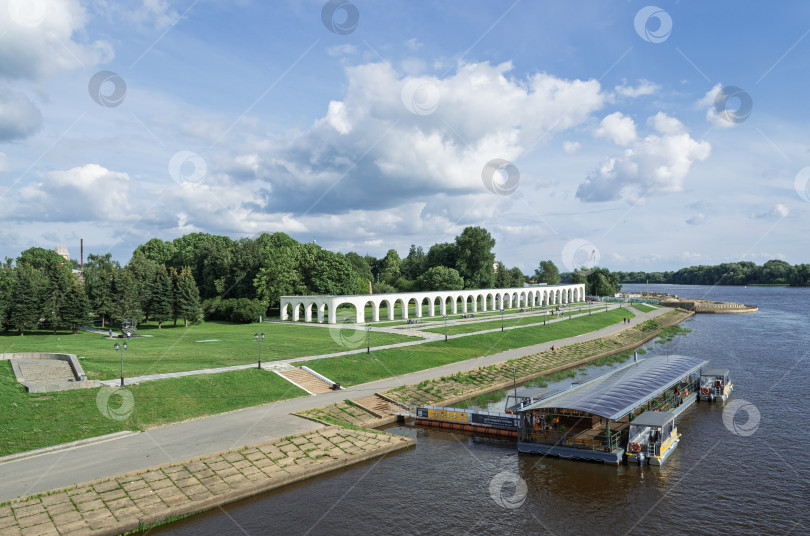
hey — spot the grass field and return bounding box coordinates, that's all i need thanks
[0,322,416,380]
[420,308,608,336]
[630,303,657,313]
[297,308,634,386]
[0,362,306,456]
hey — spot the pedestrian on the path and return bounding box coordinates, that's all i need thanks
[108,328,113,337]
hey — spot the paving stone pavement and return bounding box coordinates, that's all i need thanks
[0,427,413,536]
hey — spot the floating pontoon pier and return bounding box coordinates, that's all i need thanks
[516,355,707,464]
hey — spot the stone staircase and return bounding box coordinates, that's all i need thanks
[354,394,407,416]
[277,368,334,395]
[15,359,76,385]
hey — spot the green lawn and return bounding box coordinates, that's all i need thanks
[0,362,306,456]
[298,308,634,387]
[421,311,586,335]
[0,321,416,380]
[630,303,657,313]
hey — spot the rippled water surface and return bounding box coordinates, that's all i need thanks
[155,285,810,535]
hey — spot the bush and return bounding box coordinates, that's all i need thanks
[203,298,266,323]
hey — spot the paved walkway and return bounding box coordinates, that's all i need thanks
[0,427,413,536]
[0,305,662,503]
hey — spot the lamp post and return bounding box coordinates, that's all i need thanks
[501,309,505,332]
[114,341,127,387]
[443,315,449,341]
[365,324,371,354]
[254,332,264,369]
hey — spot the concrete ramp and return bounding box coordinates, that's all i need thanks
[277,368,334,395]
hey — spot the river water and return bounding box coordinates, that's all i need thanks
[155,284,810,535]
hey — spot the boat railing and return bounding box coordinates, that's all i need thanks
[520,429,621,452]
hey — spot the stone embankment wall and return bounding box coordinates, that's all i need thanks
[659,300,757,313]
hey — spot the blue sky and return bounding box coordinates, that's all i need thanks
[1,0,808,273]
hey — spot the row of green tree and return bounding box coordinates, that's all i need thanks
[0,248,204,335]
[1,227,624,334]
[614,260,810,286]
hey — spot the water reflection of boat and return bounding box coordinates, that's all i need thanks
[698,368,733,402]
[625,411,679,466]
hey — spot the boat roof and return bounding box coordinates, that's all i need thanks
[700,368,730,377]
[630,411,674,428]
[520,355,709,421]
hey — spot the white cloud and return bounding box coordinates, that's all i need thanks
[234,61,607,214]
[563,141,580,154]
[697,83,737,129]
[686,213,706,225]
[405,38,422,51]
[0,86,43,140]
[125,0,179,30]
[0,0,113,81]
[14,164,133,221]
[325,100,352,134]
[595,112,637,146]
[753,203,790,219]
[615,79,660,98]
[577,112,711,202]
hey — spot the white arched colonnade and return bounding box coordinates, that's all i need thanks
[280,284,586,324]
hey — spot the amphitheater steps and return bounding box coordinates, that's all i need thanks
[15,359,75,384]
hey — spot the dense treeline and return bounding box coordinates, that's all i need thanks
[615,260,810,287]
[1,227,564,333]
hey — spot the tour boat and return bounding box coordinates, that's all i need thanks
[625,411,680,466]
[697,368,733,402]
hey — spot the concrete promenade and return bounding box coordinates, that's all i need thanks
[0,427,414,535]
[0,305,664,504]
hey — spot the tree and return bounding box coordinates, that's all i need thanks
[344,252,374,288]
[494,262,513,288]
[534,260,561,285]
[426,242,458,271]
[378,249,401,286]
[176,266,203,327]
[455,226,495,289]
[150,265,174,329]
[84,253,118,327]
[586,267,622,297]
[60,281,90,334]
[760,259,793,284]
[127,251,158,322]
[134,238,176,266]
[509,266,525,287]
[113,267,143,324]
[8,266,39,335]
[42,262,73,333]
[17,247,66,272]
[401,245,427,281]
[417,266,464,291]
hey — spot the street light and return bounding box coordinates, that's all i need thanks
[114,341,127,387]
[501,309,505,332]
[365,324,371,354]
[254,332,264,369]
[443,315,449,341]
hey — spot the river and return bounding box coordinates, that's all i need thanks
[155,284,810,535]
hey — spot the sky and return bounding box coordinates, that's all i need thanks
[1,0,809,274]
